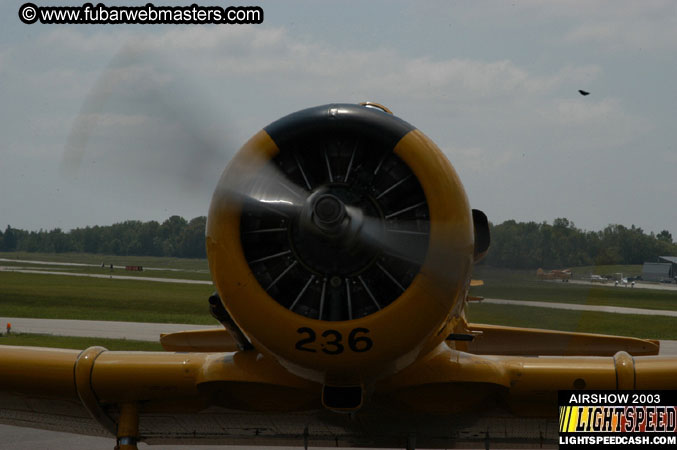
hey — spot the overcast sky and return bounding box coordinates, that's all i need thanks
[2,1,676,239]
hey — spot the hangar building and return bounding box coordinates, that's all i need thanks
[641,256,677,282]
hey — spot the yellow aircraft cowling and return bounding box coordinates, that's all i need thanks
[206,104,475,385]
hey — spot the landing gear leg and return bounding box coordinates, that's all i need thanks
[115,403,139,450]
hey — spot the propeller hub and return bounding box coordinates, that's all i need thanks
[312,194,347,232]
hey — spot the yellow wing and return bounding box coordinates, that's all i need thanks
[3,342,677,448]
[464,323,660,356]
[0,344,321,447]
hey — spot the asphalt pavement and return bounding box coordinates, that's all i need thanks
[0,317,218,341]
[4,296,677,342]
[482,297,677,317]
[0,265,212,285]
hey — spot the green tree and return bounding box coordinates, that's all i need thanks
[178,216,207,258]
[2,225,17,251]
[3,215,674,265]
[657,230,673,243]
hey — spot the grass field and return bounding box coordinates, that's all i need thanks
[466,266,677,339]
[0,251,209,271]
[0,332,163,351]
[570,264,643,277]
[470,266,677,311]
[0,271,215,324]
[0,262,212,281]
[467,302,677,340]
[1,252,675,340]
[0,251,212,283]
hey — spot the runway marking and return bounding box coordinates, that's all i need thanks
[0,267,212,285]
[566,279,677,292]
[0,258,208,273]
[482,298,677,317]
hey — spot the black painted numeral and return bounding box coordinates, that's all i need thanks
[295,327,372,354]
[348,327,373,352]
[321,329,344,355]
[295,327,316,352]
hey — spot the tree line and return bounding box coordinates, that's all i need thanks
[0,216,207,258]
[484,218,676,269]
[1,216,675,268]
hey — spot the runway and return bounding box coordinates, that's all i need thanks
[0,258,209,273]
[4,296,677,342]
[0,265,212,285]
[3,315,675,353]
[482,297,677,317]
[0,317,218,341]
[567,279,677,291]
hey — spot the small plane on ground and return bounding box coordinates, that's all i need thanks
[536,268,572,281]
[589,274,607,283]
[1,103,674,449]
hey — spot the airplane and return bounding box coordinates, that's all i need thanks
[536,268,572,281]
[589,274,607,283]
[1,102,675,450]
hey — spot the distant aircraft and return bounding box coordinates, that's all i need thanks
[537,268,572,281]
[1,103,674,449]
[578,89,590,96]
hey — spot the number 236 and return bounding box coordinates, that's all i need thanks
[295,327,373,355]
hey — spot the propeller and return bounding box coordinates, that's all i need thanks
[60,42,240,200]
[230,157,428,267]
[236,138,431,321]
[63,43,430,322]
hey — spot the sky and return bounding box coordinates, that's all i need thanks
[1,1,676,239]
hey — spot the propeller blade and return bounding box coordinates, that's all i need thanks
[360,215,428,266]
[61,42,239,198]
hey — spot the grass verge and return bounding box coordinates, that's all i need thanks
[0,332,163,351]
[468,303,677,340]
[0,271,215,324]
[0,251,208,271]
[0,263,211,281]
[471,266,677,311]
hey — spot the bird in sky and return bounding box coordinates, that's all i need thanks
[578,90,590,96]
